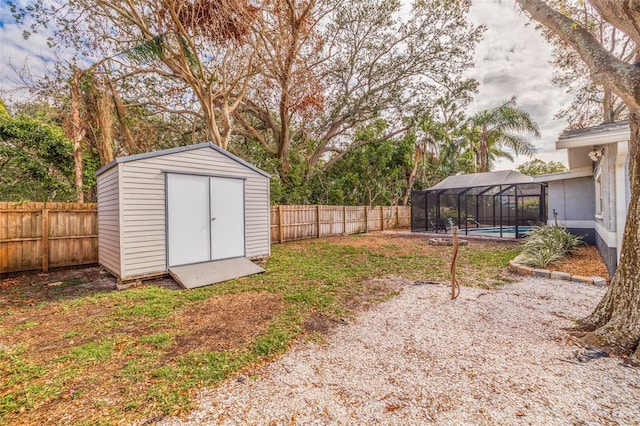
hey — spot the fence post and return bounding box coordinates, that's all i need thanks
[364,206,368,233]
[343,206,347,235]
[451,226,460,300]
[42,208,49,273]
[396,205,400,227]
[316,205,321,238]
[381,205,385,230]
[278,205,284,244]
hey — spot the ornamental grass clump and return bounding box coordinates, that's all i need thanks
[520,226,583,268]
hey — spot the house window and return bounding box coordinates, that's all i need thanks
[595,169,603,219]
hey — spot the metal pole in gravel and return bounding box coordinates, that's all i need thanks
[451,226,460,299]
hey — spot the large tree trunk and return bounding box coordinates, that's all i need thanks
[92,74,114,166]
[108,78,137,154]
[401,146,422,206]
[580,110,640,362]
[70,69,85,203]
[479,126,488,173]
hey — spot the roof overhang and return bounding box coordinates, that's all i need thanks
[556,121,629,149]
[533,166,593,183]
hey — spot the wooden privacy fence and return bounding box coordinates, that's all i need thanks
[0,203,409,274]
[270,205,411,244]
[0,202,98,274]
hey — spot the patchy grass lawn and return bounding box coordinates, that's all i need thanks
[0,232,519,425]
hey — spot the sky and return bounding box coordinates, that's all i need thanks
[0,1,574,170]
[0,3,61,98]
[467,1,573,169]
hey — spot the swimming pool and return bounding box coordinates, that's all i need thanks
[464,226,534,239]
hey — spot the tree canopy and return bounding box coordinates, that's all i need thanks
[516,159,567,176]
[465,96,539,173]
[8,0,488,202]
[0,101,76,201]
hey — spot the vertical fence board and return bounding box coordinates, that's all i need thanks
[269,204,411,244]
[0,210,6,272]
[0,202,98,274]
[42,209,49,272]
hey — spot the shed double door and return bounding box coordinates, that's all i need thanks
[167,174,245,267]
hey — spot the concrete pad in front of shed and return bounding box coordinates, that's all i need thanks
[169,258,264,289]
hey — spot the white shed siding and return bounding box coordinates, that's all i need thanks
[97,165,121,276]
[119,161,166,278]
[117,147,269,278]
[244,177,270,258]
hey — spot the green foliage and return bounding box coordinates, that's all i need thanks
[517,159,567,176]
[0,101,76,201]
[234,120,416,206]
[82,146,101,202]
[270,153,314,205]
[519,226,583,267]
[520,247,564,268]
[464,96,540,172]
[311,123,414,206]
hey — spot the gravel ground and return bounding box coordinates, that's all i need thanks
[160,276,640,425]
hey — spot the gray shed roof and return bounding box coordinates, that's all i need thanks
[427,170,534,192]
[95,142,271,178]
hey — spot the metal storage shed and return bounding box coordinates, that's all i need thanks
[96,142,271,288]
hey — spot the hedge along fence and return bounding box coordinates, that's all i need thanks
[0,203,410,274]
[270,205,411,244]
[0,202,98,274]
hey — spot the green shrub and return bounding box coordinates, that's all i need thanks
[519,226,583,268]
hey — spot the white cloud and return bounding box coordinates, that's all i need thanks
[466,0,574,170]
[0,3,64,102]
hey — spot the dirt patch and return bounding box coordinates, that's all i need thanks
[329,231,518,254]
[303,275,411,336]
[0,268,182,358]
[303,314,343,335]
[0,267,116,306]
[0,267,183,308]
[1,302,106,356]
[350,274,409,308]
[172,292,284,354]
[549,245,609,279]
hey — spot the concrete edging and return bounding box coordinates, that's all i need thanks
[508,254,608,287]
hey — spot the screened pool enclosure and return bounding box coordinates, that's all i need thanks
[411,170,547,238]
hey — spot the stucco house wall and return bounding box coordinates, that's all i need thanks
[591,141,630,278]
[545,176,595,244]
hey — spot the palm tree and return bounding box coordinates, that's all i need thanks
[466,96,540,172]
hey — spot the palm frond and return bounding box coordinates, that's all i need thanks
[122,35,167,64]
[121,33,200,77]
